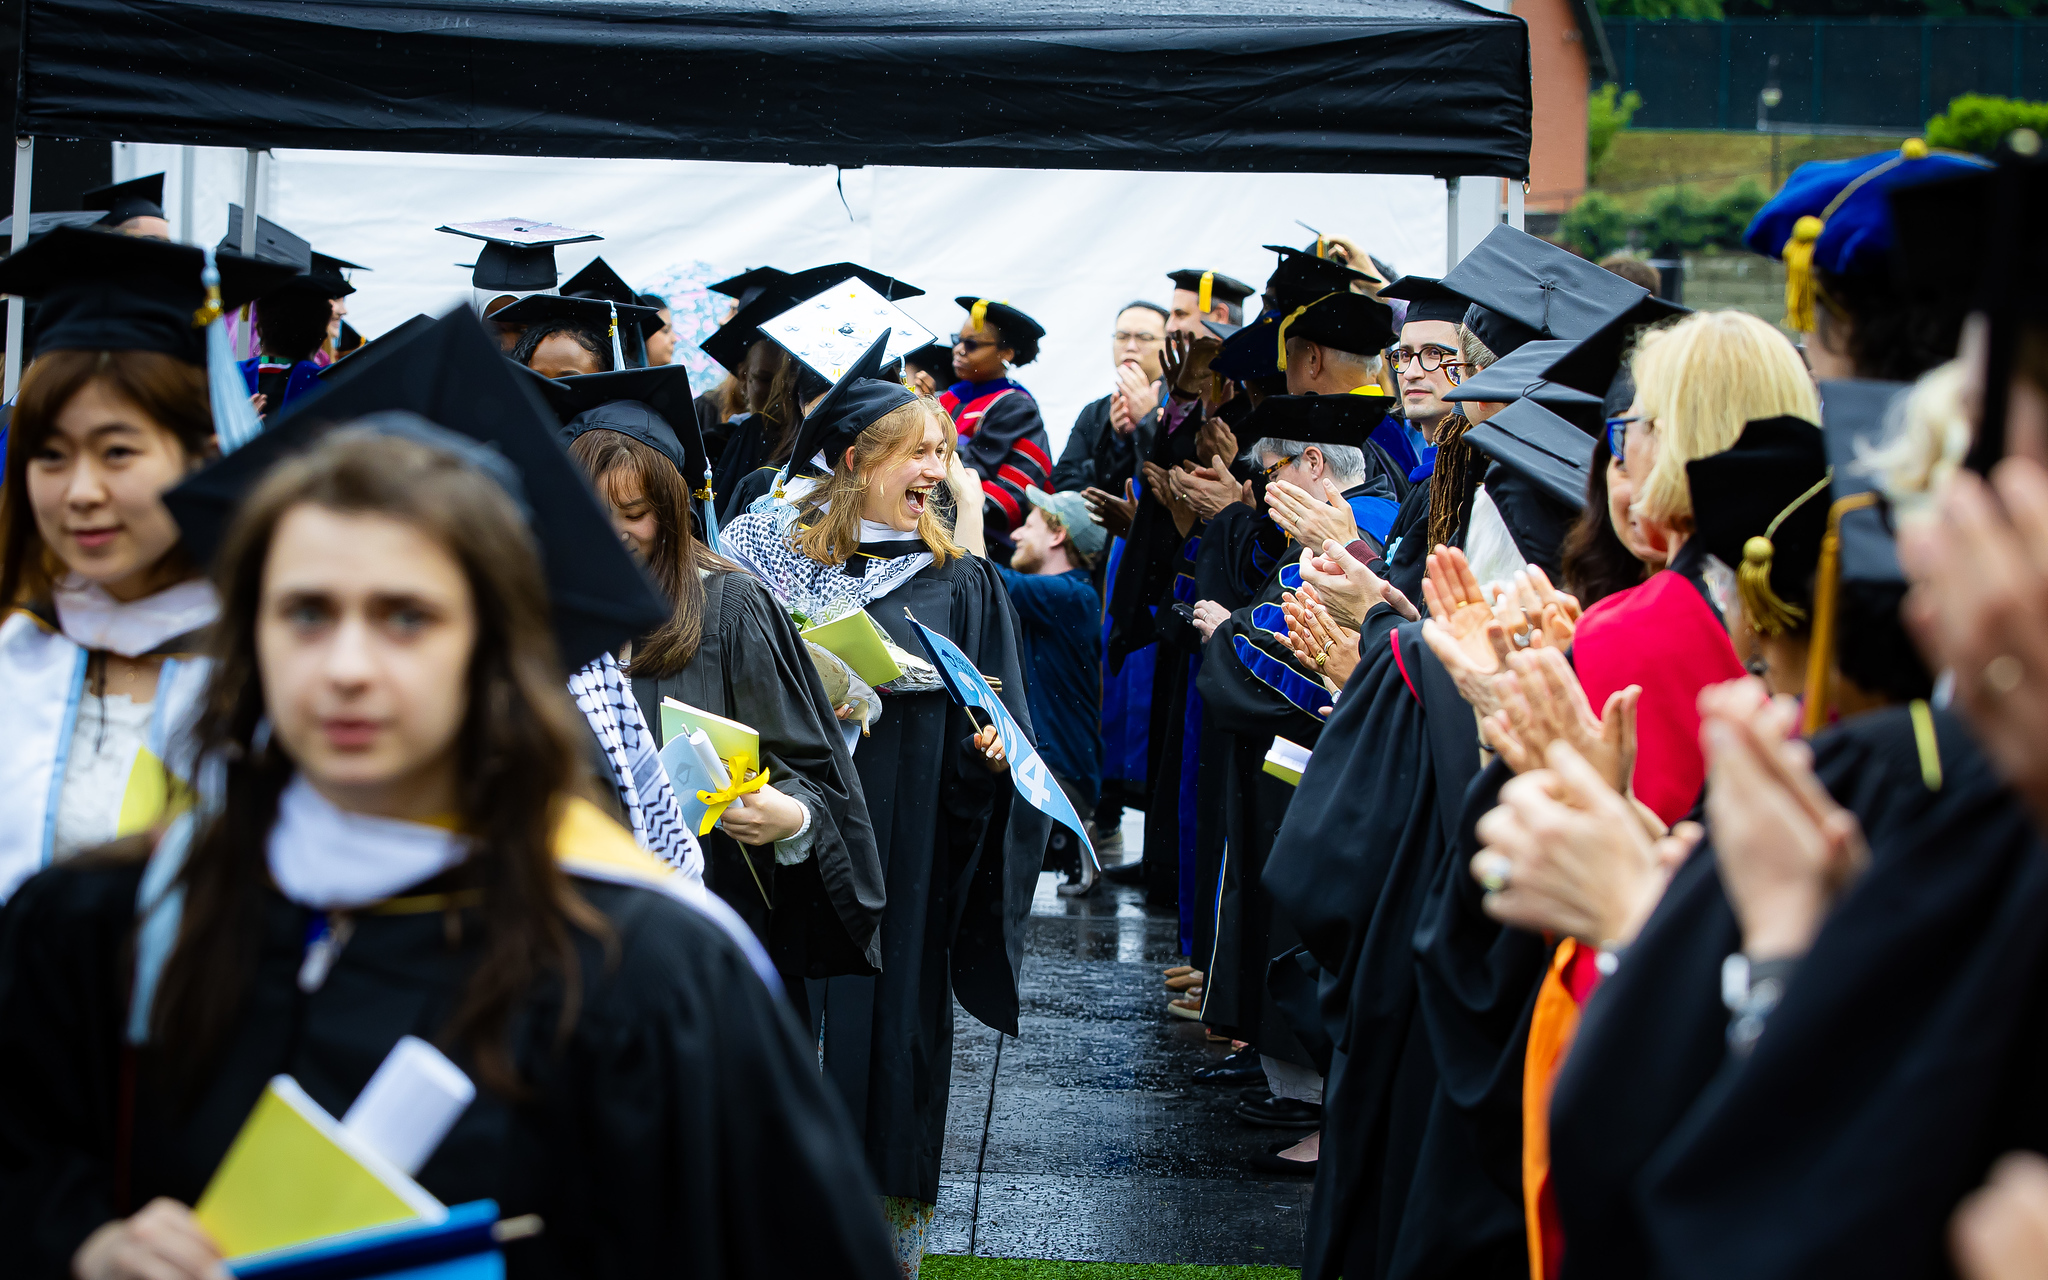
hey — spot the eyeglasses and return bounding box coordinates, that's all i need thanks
[1389,346,1464,374]
[952,334,997,352]
[1113,330,1164,344]
[1259,455,1297,482]
[1605,415,1641,463]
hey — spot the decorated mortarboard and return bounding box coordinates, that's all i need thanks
[1166,269,1255,313]
[1237,392,1382,448]
[437,218,602,296]
[0,210,105,240]
[954,296,1044,344]
[699,263,922,375]
[0,224,300,366]
[1273,289,1395,366]
[1462,398,1597,510]
[763,278,938,379]
[1211,311,1281,382]
[220,205,313,273]
[779,329,920,482]
[1378,274,1471,327]
[1261,244,1374,313]
[1537,293,1689,417]
[317,313,434,379]
[1686,415,1832,637]
[532,363,707,493]
[164,307,669,671]
[1743,140,1992,334]
[710,265,795,310]
[788,263,923,302]
[81,173,166,226]
[1442,225,1652,360]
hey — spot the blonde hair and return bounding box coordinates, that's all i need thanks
[1862,358,1969,525]
[1633,310,1821,529]
[795,396,963,566]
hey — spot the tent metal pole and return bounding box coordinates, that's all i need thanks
[1506,178,1525,232]
[1444,177,1460,273]
[6,135,35,402]
[179,145,196,244]
[240,148,260,256]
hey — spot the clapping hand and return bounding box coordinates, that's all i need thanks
[1699,677,1869,961]
[1484,648,1641,795]
[1953,1152,2048,1280]
[1268,478,1363,551]
[1176,455,1253,520]
[1160,333,1195,397]
[1300,541,1418,626]
[1282,584,1359,701]
[1419,546,1513,718]
[1193,413,1240,470]
[1111,361,1160,433]
[1083,482,1137,542]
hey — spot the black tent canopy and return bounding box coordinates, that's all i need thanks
[14,0,1531,178]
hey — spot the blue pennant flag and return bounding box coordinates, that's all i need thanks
[905,611,1095,860]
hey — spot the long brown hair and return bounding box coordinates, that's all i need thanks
[153,426,608,1098]
[567,428,737,677]
[1559,438,1651,608]
[794,396,962,566]
[0,349,211,609]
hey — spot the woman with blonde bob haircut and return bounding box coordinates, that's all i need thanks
[720,357,1046,1273]
[1571,309,1821,825]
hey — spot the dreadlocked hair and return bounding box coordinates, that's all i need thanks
[1425,412,1480,554]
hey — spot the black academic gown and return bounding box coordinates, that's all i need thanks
[1264,610,1515,1280]
[1551,703,2048,1280]
[815,550,1049,1205]
[1051,392,1159,494]
[713,415,786,525]
[0,860,895,1280]
[629,570,886,1008]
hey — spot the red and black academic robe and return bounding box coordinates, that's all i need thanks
[941,378,1052,552]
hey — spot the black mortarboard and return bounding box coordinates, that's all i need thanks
[0,225,301,366]
[1537,294,1690,416]
[561,256,637,306]
[81,173,166,226]
[164,307,668,670]
[901,341,954,378]
[1443,225,1653,357]
[1443,339,1605,433]
[1686,415,1832,631]
[1211,311,1281,381]
[275,251,366,300]
[710,266,795,311]
[782,331,920,479]
[955,296,1045,345]
[0,210,104,240]
[1238,392,1382,449]
[1278,290,1396,359]
[220,205,313,273]
[1166,269,1255,311]
[699,264,924,375]
[700,290,791,375]
[318,314,433,380]
[489,292,667,343]
[1201,319,1243,340]
[1261,244,1374,314]
[1463,398,1597,510]
[532,363,707,490]
[790,264,923,302]
[1378,274,1470,327]
[438,219,602,295]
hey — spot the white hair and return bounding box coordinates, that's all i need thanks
[1250,437,1367,489]
[1324,346,1384,379]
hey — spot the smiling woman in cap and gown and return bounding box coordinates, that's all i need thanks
[942,296,1053,560]
[535,362,886,1005]
[0,226,300,903]
[0,307,896,1280]
[721,328,1046,1271]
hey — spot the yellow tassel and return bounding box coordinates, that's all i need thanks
[191,282,224,329]
[1782,215,1824,333]
[1802,492,1878,737]
[1198,270,1214,315]
[1908,699,1943,791]
[1901,137,1929,160]
[968,298,991,337]
[1275,292,1335,372]
[1737,468,1832,637]
[1316,234,1327,259]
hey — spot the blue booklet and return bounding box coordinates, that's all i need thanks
[228,1199,505,1280]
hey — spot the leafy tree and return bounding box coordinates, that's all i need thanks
[1561,191,1632,258]
[1560,181,1771,259]
[1927,94,2048,154]
[1587,83,1644,182]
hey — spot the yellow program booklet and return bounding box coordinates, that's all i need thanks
[659,699,764,834]
[195,1076,446,1259]
[800,609,903,688]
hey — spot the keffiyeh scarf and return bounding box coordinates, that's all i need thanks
[568,654,703,882]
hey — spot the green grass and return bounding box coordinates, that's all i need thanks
[1592,130,1908,210]
[921,1260,1297,1280]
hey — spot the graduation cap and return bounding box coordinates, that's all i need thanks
[317,313,434,380]
[531,364,707,494]
[0,224,301,366]
[1378,275,1471,327]
[1462,398,1597,510]
[1275,289,1396,363]
[1442,225,1652,359]
[900,341,954,378]
[1800,378,1931,729]
[81,173,167,226]
[1686,415,1832,637]
[561,256,636,306]
[163,307,669,671]
[1537,294,1690,417]
[1166,269,1254,314]
[1261,244,1375,314]
[273,250,367,301]
[1238,392,1383,449]
[1743,140,1991,333]
[780,330,920,481]
[437,218,602,297]
[489,293,666,343]
[699,264,924,375]
[1201,318,1243,341]
[710,266,795,311]
[954,296,1044,362]
[0,210,105,240]
[1443,339,1604,433]
[1211,311,1282,382]
[789,263,922,302]
[764,278,937,380]
[220,205,313,273]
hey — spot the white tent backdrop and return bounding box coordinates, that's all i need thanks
[115,143,1449,458]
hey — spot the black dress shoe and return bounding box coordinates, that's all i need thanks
[1247,1139,1318,1176]
[1192,1048,1264,1085]
[1238,1085,1273,1105]
[1235,1095,1323,1130]
[1103,857,1146,885]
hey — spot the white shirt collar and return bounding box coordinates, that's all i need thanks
[52,574,218,657]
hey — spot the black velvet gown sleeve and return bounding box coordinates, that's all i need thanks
[1052,396,1109,492]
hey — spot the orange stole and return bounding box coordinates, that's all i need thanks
[1523,938,1603,1280]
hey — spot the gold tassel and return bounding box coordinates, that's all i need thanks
[1782,215,1824,333]
[1908,698,1943,791]
[968,298,992,337]
[1275,292,1336,372]
[1801,492,1878,737]
[1736,468,1832,637]
[1198,270,1214,315]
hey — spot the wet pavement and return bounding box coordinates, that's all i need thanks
[931,817,1315,1267]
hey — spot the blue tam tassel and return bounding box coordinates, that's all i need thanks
[199,247,264,455]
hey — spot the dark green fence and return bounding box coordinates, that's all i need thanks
[1604,19,2048,132]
